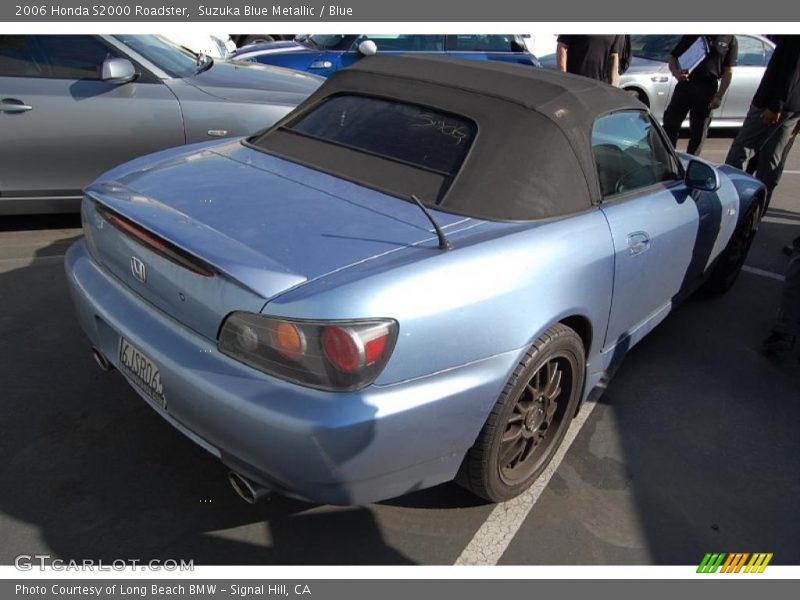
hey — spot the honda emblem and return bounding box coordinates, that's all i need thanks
[130,256,147,283]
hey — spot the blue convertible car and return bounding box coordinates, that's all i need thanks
[230,34,540,77]
[66,56,764,505]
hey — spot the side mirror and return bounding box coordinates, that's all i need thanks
[101,58,137,84]
[357,40,378,57]
[685,159,720,192]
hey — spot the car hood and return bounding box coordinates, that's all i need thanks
[89,140,474,301]
[183,59,323,104]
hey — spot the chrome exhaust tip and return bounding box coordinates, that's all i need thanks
[92,348,114,372]
[228,471,270,504]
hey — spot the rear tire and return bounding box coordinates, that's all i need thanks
[458,324,585,502]
[703,205,760,294]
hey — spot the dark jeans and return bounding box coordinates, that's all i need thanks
[662,79,719,155]
[726,105,800,209]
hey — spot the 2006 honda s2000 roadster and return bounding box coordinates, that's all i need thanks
[66,55,765,504]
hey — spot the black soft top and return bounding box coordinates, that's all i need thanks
[251,54,646,220]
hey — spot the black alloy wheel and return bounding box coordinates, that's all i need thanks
[458,323,585,502]
[499,356,572,485]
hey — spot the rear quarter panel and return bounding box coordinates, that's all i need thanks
[265,208,616,386]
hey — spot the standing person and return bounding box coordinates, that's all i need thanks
[556,35,624,86]
[726,35,800,209]
[662,35,738,156]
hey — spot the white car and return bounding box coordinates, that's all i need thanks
[620,34,775,127]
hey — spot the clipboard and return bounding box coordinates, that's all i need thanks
[677,36,709,73]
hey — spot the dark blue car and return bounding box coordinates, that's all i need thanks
[230,34,540,77]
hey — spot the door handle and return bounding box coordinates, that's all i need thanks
[627,231,651,256]
[0,98,33,113]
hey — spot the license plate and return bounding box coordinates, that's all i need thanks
[118,337,166,409]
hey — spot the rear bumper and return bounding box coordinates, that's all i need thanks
[65,240,518,504]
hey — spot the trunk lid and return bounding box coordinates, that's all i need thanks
[84,140,471,339]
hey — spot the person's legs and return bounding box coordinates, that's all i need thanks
[725,105,772,169]
[754,112,800,208]
[775,130,797,187]
[745,150,760,174]
[686,81,716,155]
[662,81,692,149]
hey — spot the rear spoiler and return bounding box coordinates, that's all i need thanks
[85,181,307,299]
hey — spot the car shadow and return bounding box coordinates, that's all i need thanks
[519,210,799,565]
[604,221,800,564]
[0,225,414,565]
[380,482,489,510]
[0,214,81,232]
[494,193,800,565]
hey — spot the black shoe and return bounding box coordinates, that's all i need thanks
[782,236,800,256]
[763,332,796,355]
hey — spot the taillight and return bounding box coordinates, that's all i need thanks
[321,324,393,374]
[269,320,306,362]
[322,326,362,373]
[218,313,397,392]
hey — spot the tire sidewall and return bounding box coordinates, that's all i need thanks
[484,329,585,501]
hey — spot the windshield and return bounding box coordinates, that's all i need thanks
[114,34,203,78]
[630,34,681,62]
[299,35,352,50]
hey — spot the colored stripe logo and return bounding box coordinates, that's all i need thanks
[697,553,773,573]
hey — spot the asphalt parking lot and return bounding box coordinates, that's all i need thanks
[1,133,798,566]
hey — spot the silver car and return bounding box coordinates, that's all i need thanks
[620,34,775,128]
[0,35,322,215]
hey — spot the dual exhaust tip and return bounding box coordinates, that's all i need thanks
[92,348,114,372]
[92,347,269,505]
[228,471,270,504]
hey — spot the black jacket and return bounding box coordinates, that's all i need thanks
[753,35,800,113]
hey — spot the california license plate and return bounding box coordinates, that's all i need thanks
[118,337,166,409]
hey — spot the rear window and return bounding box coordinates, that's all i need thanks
[287,95,476,176]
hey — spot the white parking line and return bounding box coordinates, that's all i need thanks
[781,170,800,175]
[455,398,599,565]
[742,265,786,281]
